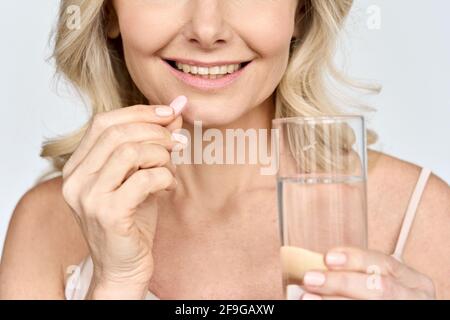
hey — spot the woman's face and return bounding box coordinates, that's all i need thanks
[111,0,300,127]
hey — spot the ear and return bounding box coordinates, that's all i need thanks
[105,2,120,39]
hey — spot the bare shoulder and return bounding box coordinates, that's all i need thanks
[367,149,449,211]
[0,176,88,299]
[367,149,450,299]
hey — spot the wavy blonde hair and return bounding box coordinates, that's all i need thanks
[41,0,379,173]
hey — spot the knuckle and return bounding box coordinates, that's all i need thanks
[62,164,70,180]
[149,123,171,140]
[104,125,125,141]
[116,143,140,161]
[135,170,153,186]
[91,112,109,131]
[132,104,149,114]
[152,144,171,164]
[150,167,173,189]
[159,167,174,188]
[61,179,77,206]
[161,150,171,165]
[156,166,172,178]
[335,272,350,290]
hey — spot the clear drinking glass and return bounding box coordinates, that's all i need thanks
[272,116,368,300]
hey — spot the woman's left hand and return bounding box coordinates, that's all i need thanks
[300,247,436,300]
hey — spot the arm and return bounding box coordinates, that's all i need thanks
[0,179,83,299]
[299,173,450,300]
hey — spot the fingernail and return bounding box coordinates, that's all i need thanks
[303,272,326,287]
[171,133,188,152]
[171,132,188,145]
[155,106,174,117]
[302,293,322,300]
[170,95,188,115]
[326,252,347,266]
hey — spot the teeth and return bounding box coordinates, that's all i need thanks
[209,66,220,75]
[175,61,242,76]
[198,67,209,75]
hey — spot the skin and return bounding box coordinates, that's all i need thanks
[1,0,449,300]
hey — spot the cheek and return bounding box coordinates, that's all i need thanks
[232,7,296,90]
[114,3,184,101]
[231,2,297,57]
[116,4,180,57]
[234,9,295,101]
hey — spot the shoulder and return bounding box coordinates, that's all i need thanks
[367,150,450,299]
[367,149,449,208]
[13,176,67,219]
[0,176,88,299]
[6,176,82,244]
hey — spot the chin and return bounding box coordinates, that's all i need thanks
[181,107,244,129]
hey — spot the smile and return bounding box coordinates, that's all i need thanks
[162,58,252,90]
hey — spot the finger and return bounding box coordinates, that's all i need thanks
[163,158,177,176]
[115,167,176,209]
[166,114,183,132]
[324,247,430,289]
[300,292,352,300]
[63,95,187,178]
[63,104,179,177]
[95,143,172,192]
[302,270,416,300]
[74,123,176,176]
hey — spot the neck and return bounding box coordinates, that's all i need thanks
[174,95,277,207]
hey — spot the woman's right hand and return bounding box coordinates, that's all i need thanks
[61,96,188,299]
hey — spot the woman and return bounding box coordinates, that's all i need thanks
[0,0,449,300]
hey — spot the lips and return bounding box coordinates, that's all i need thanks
[177,62,241,78]
[162,58,252,90]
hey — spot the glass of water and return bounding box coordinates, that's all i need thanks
[272,116,368,300]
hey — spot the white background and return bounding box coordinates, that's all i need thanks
[1,0,449,255]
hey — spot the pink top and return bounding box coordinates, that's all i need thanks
[64,167,432,300]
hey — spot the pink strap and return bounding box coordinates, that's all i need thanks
[392,168,432,262]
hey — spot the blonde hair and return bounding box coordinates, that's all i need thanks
[41,0,379,173]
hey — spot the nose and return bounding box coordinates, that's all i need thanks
[182,0,232,50]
